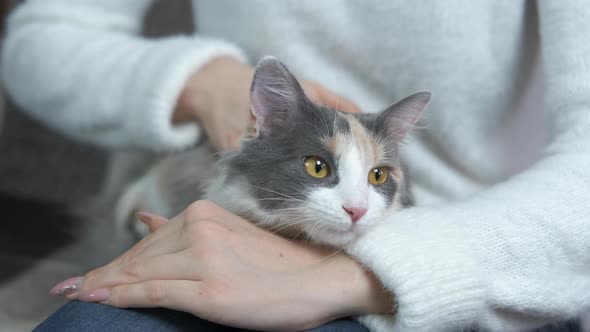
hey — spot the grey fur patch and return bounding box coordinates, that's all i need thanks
[156,143,218,215]
[374,174,399,207]
[399,164,415,207]
[224,103,342,212]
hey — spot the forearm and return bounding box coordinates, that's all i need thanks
[1,0,246,151]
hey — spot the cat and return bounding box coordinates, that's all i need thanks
[116,56,430,248]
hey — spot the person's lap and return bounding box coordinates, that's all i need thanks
[34,301,581,332]
[33,301,368,332]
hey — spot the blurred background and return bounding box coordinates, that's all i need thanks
[0,1,195,331]
[0,1,548,331]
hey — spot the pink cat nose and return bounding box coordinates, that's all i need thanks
[342,206,367,223]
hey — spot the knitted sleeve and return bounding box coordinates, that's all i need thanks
[1,0,246,151]
[348,1,590,331]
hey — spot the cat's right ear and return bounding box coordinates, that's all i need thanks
[250,56,307,137]
[378,91,431,141]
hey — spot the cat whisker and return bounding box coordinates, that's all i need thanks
[307,223,330,248]
[315,247,346,264]
[266,218,308,228]
[266,217,311,234]
[240,182,307,203]
[301,220,325,247]
[271,206,343,225]
[255,197,307,203]
[244,183,339,215]
[294,221,317,245]
[256,198,328,214]
[235,181,327,209]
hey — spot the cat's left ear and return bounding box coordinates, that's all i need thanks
[378,91,431,140]
[250,56,308,137]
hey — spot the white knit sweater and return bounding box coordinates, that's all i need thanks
[2,1,590,331]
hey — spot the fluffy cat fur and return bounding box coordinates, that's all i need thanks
[116,56,430,248]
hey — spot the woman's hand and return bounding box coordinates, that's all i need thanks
[50,201,394,331]
[173,57,361,151]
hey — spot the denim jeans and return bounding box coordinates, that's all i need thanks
[34,301,368,332]
[34,301,580,332]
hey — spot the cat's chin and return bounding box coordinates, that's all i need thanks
[311,221,383,248]
[254,212,374,249]
[262,220,354,248]
[304,226,359,249]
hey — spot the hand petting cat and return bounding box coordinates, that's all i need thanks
[51,201,393,331]
[173,56,361,151]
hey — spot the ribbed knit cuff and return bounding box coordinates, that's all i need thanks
[347,207,485,332]
[126,37,247,151]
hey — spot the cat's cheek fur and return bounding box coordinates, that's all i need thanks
[205,175,277,227]
[306,187,355,227]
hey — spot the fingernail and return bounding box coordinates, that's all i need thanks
[78,288,110,302]
[135,211,154,224]
[65,292,79,300]
[49,276,84,296]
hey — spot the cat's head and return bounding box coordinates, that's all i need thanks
[223,57,430,248]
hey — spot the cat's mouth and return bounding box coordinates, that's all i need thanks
[325,224,355,234]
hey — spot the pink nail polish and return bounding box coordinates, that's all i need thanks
[135,211,155,224]
[65,292,80,300]
[79,288,110,302]
[49,276,84,296]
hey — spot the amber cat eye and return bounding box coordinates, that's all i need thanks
[368,166,389,185]
[303,156,330,178]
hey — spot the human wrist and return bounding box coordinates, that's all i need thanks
[314,254,395,318]
[173,79,201,124]
[172,67,212,124]
[346,257,396,316]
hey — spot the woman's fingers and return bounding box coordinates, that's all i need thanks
[318,90,361,114]
[136,211,169,232]
[49,204,213,300]
[78,250,201,295]
[303,81,362,114]
[97,280,204,313]
[127,210,193,259]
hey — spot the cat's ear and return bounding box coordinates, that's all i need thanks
[250,56,307,137]
[378,91,431,140]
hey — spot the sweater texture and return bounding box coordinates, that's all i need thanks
[2,1,590,331]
